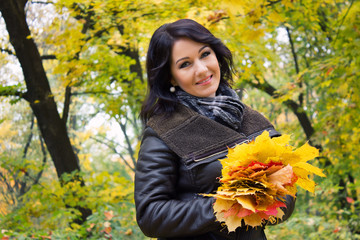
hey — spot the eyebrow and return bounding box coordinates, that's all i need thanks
[175,45,209,65]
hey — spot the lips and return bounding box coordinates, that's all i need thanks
[196,75,212,85]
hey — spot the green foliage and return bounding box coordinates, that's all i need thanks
[1,0,359,239]
[266,186,360,240]
[0,169,143,239]
[212,0,360,238]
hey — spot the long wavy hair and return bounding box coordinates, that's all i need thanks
[140,19,234,123]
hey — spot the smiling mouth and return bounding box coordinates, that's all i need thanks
[196,75,212,85]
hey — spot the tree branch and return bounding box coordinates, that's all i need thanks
[286,27,300,75]
[317,9,333,42]
[0,48,16,56]
[22,114,35,159]
[0,172,16,205]
[250,76,315,141]
[18,114,35,196]
[90,136,135,172]
[130,110,142,141]
[30,1,54,4]
[0,88,26,99]
[41,54,56,60]
[209,0,282,25]
[33,134,47,185]
[18,127,48,198]
[286,27,303,107]
[334,0,355,44]
[118,119,136,169]
[265,0,282,7]
[62,85,71,125]
[71,91,122,96]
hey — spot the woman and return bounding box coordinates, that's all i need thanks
[135,19,295,240]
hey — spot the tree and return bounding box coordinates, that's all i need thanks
[0,0,217,238]
[0,0,93,224]
[0,1,80,178]
[1,0,359,238]
[208,0,360,237]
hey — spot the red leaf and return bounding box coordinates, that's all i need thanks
[326,67,334,76]
[223,203,242,218]
[237,208,253,218]
[263,201,286,216]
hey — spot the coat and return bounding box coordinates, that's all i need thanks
[135,104,296,240]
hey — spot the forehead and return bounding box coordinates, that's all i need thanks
[171,38,207,61]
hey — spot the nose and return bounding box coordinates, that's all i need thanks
[195,60,207,76]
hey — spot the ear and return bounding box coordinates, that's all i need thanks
[170,78,178,86]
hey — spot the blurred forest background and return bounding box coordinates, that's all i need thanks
[0,0,359,239]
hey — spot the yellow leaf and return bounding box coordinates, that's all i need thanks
[284,23,293,29]
[293,143,319,162]
[282,0,295,9]
[272,134,291,146]
[296,177,316,193]
[267,11,286,23]
[243,213,263,227]
[292,162,326,177]
[224,214,244,232]
[276,208,285,219]
[213,198,235,214]
[235,195,256,212]
[292,166,309,179]
[221,0,246,16]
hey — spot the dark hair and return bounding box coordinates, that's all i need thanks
[140,19,234,123]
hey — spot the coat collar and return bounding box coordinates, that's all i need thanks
[147,104,279,161]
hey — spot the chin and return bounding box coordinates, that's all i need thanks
[202,91,217,98]
[205,86,219,97]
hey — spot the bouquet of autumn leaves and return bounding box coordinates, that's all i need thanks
[204,131,326,231]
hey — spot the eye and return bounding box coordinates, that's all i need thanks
[179,61,190,69]
[201,51,211,58]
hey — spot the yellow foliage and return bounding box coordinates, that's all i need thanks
[205,131,326,231]
[0,120,20,152]
[225,131,325,191]
[267,11,286,24]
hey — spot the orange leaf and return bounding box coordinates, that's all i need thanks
[104,210,114,221]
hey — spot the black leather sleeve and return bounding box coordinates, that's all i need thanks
[134,127,220,238]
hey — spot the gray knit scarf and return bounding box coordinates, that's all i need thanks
[175,84,245,130]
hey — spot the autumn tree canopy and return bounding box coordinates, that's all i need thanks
[0,0,359,239]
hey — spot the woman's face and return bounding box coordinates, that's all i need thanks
[170,38,221,98]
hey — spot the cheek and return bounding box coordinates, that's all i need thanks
[175,70,193,85]
[210,57,220,72]
[170,68,181,85]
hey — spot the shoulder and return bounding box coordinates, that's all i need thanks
[146,105,196,136]
[242,105,271,124]
[140,126,166,149]
[140,126,178,156]
[142,126,159,139]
